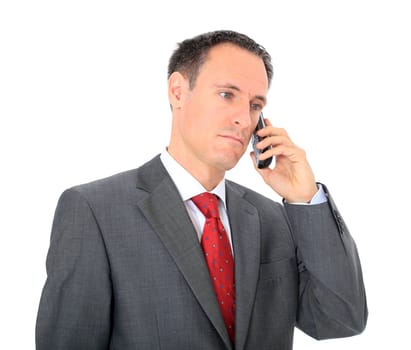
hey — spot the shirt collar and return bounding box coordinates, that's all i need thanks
[160,150,227,208]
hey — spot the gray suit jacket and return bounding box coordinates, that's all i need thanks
[36,155,367,349]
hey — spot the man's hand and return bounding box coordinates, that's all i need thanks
[250,118,318,203]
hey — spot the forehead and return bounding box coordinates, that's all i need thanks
[197,43,269,93]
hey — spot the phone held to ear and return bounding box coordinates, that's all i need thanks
[251,112,273,169]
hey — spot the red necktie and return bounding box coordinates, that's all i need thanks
[191,193,235,344]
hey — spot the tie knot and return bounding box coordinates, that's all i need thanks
[191,192,220,219]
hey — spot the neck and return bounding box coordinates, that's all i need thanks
[166,146,225,191]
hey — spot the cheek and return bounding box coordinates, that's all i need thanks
[178,113,210,148]
[245,126,254,142]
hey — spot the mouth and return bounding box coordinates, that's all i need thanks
[219,134,245,146]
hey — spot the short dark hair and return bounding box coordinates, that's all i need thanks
[168,30,273,89]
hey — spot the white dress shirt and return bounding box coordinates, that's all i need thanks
[160,151,327,254]
[160,151,234,252]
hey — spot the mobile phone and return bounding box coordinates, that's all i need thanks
[251,113,273,169]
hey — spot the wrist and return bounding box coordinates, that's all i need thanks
[284,183,319,204]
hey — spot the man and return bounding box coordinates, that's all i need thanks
[36,30,367,349]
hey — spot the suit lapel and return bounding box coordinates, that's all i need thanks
[226,181,261,350]
[135,156,233,349]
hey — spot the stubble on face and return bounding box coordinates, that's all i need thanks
[168,43,268,189]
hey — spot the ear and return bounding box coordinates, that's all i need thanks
[168,72,189,109]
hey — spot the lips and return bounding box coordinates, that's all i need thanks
[219,134,245,146]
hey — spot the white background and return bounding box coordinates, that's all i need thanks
[1,0,410,348]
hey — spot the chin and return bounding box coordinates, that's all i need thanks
[214,153,242,171]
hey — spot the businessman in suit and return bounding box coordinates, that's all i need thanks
[36,30,367,349]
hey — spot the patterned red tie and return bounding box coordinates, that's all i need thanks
[191,193,235,344]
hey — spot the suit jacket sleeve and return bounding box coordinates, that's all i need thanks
[283,183,368,340]
[35,188,112,349]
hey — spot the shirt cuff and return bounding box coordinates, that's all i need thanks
[285,183,327,205]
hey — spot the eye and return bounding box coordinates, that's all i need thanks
[250,103,263,111]
[219,91,234,100]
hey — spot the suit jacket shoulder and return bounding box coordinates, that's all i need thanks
[66,155,167,204]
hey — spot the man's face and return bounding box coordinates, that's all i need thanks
[169,43,269,175]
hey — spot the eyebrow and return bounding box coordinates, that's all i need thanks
[215,83,267,106]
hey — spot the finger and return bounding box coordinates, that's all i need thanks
[263,118,273,127]
[249,152,272,174]
[257,125,289,139]
[270,144,306,161]
[256,135,292,150]
[258,143,305,162]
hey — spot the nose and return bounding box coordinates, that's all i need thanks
[232,104,253,129]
